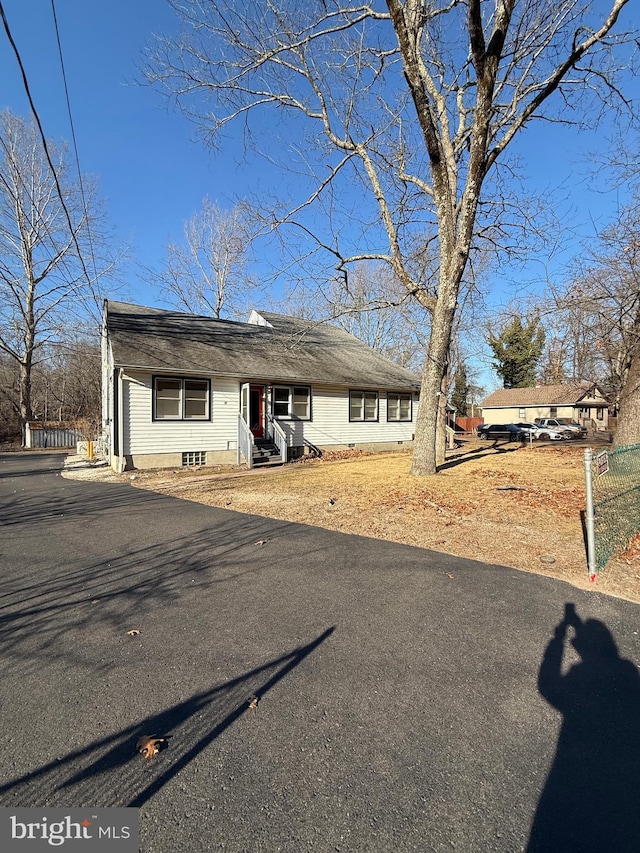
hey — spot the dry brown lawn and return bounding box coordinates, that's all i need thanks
[119,437,640,604]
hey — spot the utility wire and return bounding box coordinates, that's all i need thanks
[50,0,100,300]
[0,0,96,297]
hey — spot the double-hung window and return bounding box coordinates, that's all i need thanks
[350,390,378,422]
[154,377,210,421]
[272,385,311,419]
[387,392,412,422]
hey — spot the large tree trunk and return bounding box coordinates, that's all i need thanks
[19,357,33,423]
[19,292,36,445]
[412,293,456,475]
[18,356,33,448]
[614,348,640,446]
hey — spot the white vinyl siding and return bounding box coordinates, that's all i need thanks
[122,374,416,456]
[280,385,416,447]
[123,372,237,455]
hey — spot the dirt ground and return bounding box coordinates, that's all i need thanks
[85,436,640,604]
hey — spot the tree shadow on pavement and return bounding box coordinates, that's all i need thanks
[0,516,296,676]
[0,627,335,809]
[528,604,640,852]
[0,480,167,526]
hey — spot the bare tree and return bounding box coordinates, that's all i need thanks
[152,197,258,319]
[0,110,118,439]
[0,354,20,442]
[275,261,430,370]
[557,202,640,445]
[147,0,635,473]
[537,300,607,386]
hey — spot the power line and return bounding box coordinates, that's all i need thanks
[0,0,97,298]
[50,0,100,294]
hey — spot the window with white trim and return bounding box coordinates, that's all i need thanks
[153,377,210,420]
[518,408,526,419]
[272,385,311,419]
[550,406,558,417]
[387,392,412,422]
[350,390,378,422]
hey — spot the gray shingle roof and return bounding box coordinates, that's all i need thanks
[105,301,419,390]
[481,384,608,408]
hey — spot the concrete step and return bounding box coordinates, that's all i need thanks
[252,442,282,466]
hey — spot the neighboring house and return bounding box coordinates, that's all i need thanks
[102,301,420,471]
[480,384,610,430]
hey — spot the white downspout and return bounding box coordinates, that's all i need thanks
[117,368,125,473]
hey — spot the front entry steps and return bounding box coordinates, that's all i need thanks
[252,439,283,467]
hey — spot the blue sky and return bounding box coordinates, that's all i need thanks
[0,0,271,306]
[0,0,637,387]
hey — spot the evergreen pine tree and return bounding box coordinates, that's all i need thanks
[450,363,469,415]
[488,317,546,388]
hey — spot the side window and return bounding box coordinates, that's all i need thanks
[350,390,379,422]
[273,386,290,417]
[153,377,210,421]
[155,378,181,419]
[184,380,209,419]
[387,393,412,422]
[272,385,311,419]
[292,386,310,419]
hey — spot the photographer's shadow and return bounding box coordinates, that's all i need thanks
[528,604,640,852]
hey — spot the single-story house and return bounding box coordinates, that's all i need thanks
[479,383,610,430]
[102,301,421,471]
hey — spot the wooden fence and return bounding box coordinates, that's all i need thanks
[454,416,483,433]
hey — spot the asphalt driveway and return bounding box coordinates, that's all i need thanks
[1,452,639,852]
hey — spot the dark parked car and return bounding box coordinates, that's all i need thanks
[477,423,526,441]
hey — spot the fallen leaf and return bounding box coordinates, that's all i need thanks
[255,539,268,546]
[247,694,259,710]
[127,629,141,636]
[136,735,166,759]
[447,573,454,579]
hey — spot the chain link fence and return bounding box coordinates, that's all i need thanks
[584,444,640,573]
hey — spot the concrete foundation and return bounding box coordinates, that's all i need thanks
[112,440,413,471]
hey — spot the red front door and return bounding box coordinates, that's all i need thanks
[249,385,264,438]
